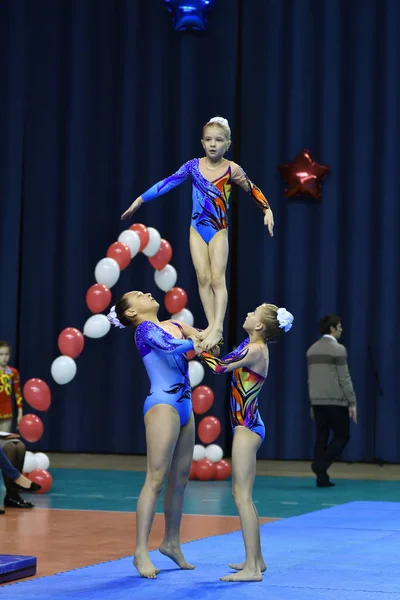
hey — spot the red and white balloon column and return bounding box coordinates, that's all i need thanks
[18,221,231,490]
[19,379,53,493]
[189,384,232,482]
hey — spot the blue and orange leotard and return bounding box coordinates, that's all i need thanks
[135,321,194,426]
[201,339,266,441]
[141,158,270,245]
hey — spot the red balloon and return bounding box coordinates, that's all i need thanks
[164,287,188,314]
[106,242,131,270]
[214,459,232,481]
[23,379,51,412]
[148,239,173,270]
[19,414,44,443]
[186,350,196,360]
[86,283,112,313]
[192,385,214,415]
[58,327,84,359]
[198,416,221,444]
[27,469,53,494]
[195,458,216,481]
[189,461,197,481]
[278,149,330,200]
[129,223,149,251]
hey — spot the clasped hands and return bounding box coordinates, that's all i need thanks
[188,334,220,357]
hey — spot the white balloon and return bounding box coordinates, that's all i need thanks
[154,264,177,292]
[193,444,206,461]
[34,452,50,471]
[189,360,205,388]
[171,308,194,327]
[118,230,141,258]
[205,444,223,463]
[23,451,36,474]
[51,356,77,385]
[142,227,161,257]
[83,314,111,339]
[94,257,120,288]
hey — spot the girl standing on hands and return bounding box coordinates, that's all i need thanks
[193,303,293,582]
[121,117,274,350]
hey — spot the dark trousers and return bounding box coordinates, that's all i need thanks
[313,405,350,475]
[0,439,25,497]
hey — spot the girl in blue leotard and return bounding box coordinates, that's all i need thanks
[121,117,275,351]
[108,291,210,579]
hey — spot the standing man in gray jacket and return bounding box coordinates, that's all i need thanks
[307,315,357,487]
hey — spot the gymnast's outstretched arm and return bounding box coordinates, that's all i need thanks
[135,321,194,355]
[218,338,250,361]
[168,321,201,340]
[141,162,191,203]
[200,344,261,374]
[230,163,270,212]
[121,162,191,220]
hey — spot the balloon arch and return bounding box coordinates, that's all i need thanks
[20,223,231,491]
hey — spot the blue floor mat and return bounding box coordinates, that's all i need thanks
[1,501,400,600]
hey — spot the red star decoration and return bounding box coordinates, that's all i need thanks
[278,149,330,200]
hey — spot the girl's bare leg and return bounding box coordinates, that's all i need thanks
[189,227,214,338]
[228,501,266,572]
[202,230,229,350]
[134,405,181,579]
[221,426,264,582]
[160,412,195,569]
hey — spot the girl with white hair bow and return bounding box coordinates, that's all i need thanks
[192,303,293,582]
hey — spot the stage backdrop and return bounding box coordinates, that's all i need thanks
[1,0,399,461]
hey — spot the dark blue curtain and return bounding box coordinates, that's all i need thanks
[1,0,399,462]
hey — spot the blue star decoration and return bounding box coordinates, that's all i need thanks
[164,0,216,32]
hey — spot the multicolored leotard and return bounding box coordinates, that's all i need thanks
[201,338,266,441]
[141,158,270,244]
[0,367,23,420]
[135,321,194,426]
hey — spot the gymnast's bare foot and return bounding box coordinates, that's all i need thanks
[159,542,195,570]
[229,559,267,572]
[133,553,160,578]
[202,328,223,351]
[221,567,262,582]
[197,326,212,342]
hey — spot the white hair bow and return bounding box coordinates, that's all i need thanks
[209,116,230,130]
[107,306,126,329]
[277,307,294,332]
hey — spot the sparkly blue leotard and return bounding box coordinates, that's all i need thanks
[141,158,270,245]
[135,321,194,426]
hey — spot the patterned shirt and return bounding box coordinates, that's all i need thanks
[0,367,23,419]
